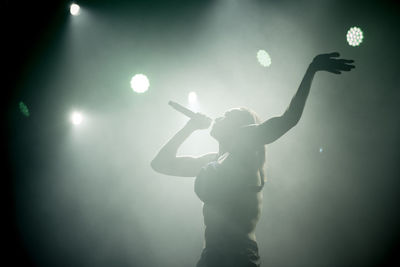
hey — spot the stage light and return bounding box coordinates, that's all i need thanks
[70,3,80,16]
[71,111,83,125]
[188,92,197,103]
[257,50,272,67]
[346,27,363,47]
[319,147,323,153]
[19,101,30,117]
[130,74,150,93]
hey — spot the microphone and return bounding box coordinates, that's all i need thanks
[168,101,197,118]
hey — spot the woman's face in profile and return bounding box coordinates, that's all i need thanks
[210,109,247,141]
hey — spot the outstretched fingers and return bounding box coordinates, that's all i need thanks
[332,59,355,71]
[342,64,355,71]
[329,69,342,74]
[312,52,355,73]
[337,59,354,64]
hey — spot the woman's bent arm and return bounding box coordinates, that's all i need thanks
[151,113,217,177]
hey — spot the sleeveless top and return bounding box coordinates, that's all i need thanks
[195,156,264,204]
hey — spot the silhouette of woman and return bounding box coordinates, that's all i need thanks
[151,52,355,267]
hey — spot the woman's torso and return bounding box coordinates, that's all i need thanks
[196,150,263,248]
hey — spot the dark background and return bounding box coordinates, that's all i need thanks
[4,0,400,266]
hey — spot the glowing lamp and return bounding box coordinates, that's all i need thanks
[130,74,150,93]
[70,3,80,16]
[257,50,272,67]
[346,27,364,47]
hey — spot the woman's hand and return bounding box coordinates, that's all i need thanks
[186,113,212,130]
[310,52,355,74]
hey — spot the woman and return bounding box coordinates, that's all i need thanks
[151,52,355,267]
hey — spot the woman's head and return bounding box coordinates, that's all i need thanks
[210,107,261,142]
[210,107,267,185]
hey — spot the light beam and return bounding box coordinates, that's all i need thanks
[70,111,83,125]
[130,74,150,93]
[70,3,80,16]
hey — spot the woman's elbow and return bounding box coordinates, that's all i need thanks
[151,157,175,175]
[284,112,300,129]
[289,117,300,128]
[150,158,163,173]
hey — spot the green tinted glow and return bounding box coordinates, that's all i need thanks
[19,101,30,117]
[346,27,364,47]
[257,50,272,67]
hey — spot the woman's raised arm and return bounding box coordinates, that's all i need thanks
[239,52,355,146]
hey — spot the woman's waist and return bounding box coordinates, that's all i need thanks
[203,208,259,237]
[204,225,256,247]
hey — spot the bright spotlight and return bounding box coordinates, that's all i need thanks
[188,91,197,103]
[71,112,83,125]
[130,74,150,93]
[70,3,80,16]
[346,26,364,47]
[257,50,272,67]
